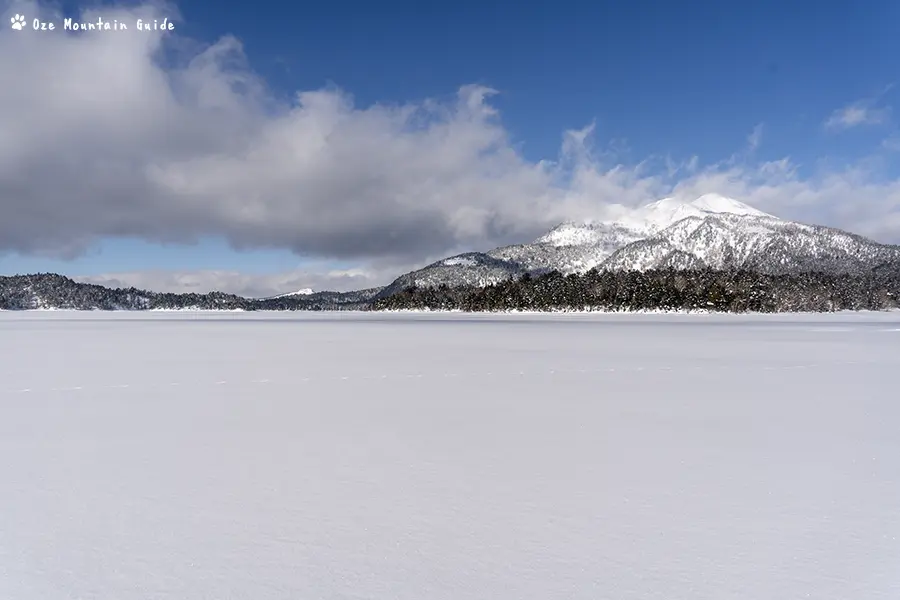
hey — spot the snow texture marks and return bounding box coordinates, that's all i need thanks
[0,311,898,600]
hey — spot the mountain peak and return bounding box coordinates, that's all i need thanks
[537,194,773,248]
[614,194,775,233]
[689,193,772,217]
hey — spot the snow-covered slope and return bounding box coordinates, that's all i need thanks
[263,288,314,300]
[378,253,527,297]
[603,212,900,274]
[380,194,900,293]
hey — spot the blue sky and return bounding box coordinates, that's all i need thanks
[1,0,899,294]
[181,0,899,165]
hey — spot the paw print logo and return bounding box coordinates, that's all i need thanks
[10,14,26,30]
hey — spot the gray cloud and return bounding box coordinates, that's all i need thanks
[0,1,561,262]
[3,0,900,287]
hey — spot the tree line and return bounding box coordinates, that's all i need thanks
[370,267,900,313]
[0,274,372,311]
[4,269,900,313]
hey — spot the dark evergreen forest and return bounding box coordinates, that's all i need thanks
[370,268,900,313]
[3,269,899,312]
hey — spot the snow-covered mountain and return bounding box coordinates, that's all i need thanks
[378,194,900,295]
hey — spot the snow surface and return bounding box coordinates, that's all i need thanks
[1,310,898,600]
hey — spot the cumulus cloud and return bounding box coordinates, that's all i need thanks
[0,0,564,263]
[3,0,900,296]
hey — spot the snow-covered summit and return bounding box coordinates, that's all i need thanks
[616,194,775,233]
[535,194,774,249]
[689,193,771,216]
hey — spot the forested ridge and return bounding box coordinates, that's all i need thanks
[371,267,900,313]
[0,274,376,311]
[2,268,899,312]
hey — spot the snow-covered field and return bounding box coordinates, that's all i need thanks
[1,310,898,599]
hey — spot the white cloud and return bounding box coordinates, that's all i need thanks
[747,123,763,151]
[883,134,900,152]
[76,266,395,297]
[0,0,566,262]
[824,94,892,131]
[3,0,900,295]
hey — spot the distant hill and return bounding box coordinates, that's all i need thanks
[0,273,382,311]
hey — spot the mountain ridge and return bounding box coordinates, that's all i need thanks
[0,273,382,311]
[376,194,900,296]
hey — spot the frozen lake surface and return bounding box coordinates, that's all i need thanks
[1,310,898,599]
